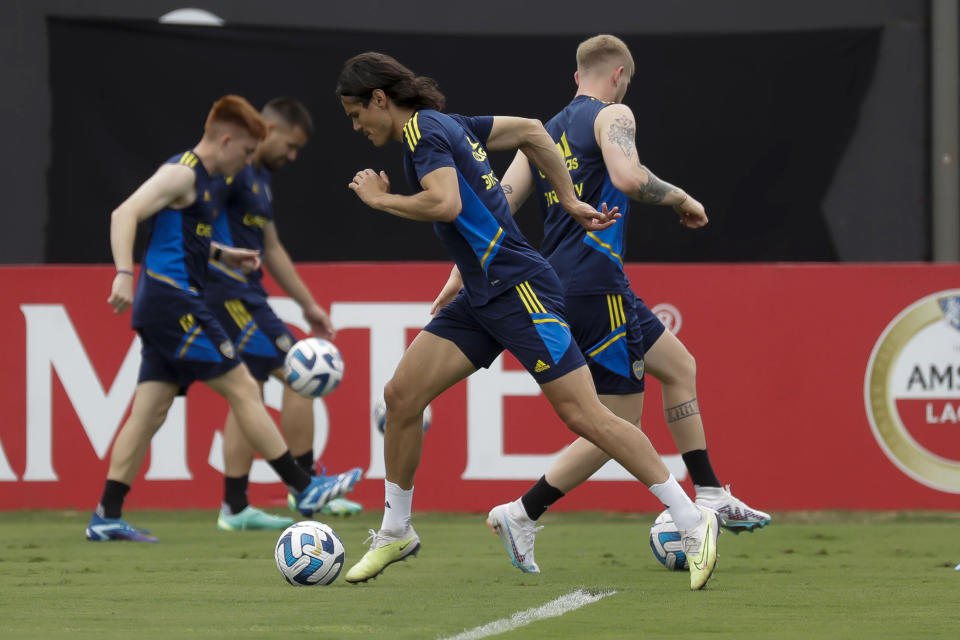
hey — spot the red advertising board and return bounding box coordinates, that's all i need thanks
[1,263,959,512]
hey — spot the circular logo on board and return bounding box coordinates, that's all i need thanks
[651,303,682,335]
[864,290,960,493]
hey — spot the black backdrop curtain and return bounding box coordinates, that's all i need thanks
[48,18,880,263]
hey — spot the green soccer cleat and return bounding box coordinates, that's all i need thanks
[680,504,721,590]
[344,527,420,583]
[216,506,295,531]
[321,497,364,516]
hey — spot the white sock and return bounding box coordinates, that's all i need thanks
[694,484,725,500]
[649,474,701,530]
[381,480,413,534]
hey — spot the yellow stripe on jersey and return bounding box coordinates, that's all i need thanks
[515,283,534,314]
[533,317,568,327]
[607,294,626,330]
[179,151,198,168]
[146,268,183,290]
[208,259,248,283]
[479,227,503,269]
[403,112,422,152]
[178,325,202,359]
[237,324,256,352]
[585,231,623,265]
[588,329,626,357]
[224,299,252,330]
[520,281,547,313]
[412,111,421,141]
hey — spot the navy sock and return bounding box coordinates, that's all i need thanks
[294,450,314,476]
[520,476,565,521]
[681,449,721,488]
[269,451,310,493]
[223,475,249,514]
[98,479,130,519]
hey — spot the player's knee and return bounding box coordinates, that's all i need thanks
[222,366,262,406]
[383,377,423,422]
[555,402,598,439]
[662,350,697,387]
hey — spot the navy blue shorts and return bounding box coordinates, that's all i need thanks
[207,293,294,381]
[564,290,666,395]
[425,270,586,385]
[133,284,240,394]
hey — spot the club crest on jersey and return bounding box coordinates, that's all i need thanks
[466,136,487,162]
[219,341,236,359]
[632,359,645,380]
[275,334,293,353]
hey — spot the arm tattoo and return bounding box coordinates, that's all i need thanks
[607,116,637,160]
[637,166,682,205]
[664,398,700,423]
[501,183,514,194]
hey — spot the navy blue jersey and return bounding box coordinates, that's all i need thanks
[138,150,217,293]
[532,96,631,295]
[401,110,549,306]
[207,164,273,299]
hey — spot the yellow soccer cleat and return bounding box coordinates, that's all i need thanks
[344,527,420,583]
[680,505,721,590]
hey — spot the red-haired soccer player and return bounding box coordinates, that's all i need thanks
[87,96,360,542]
[206,97,362,531]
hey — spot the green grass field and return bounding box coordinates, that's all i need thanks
[1,510,958,639]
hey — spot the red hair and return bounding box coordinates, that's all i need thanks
[205,95,267,140]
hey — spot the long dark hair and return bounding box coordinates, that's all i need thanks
[336,52,446,111]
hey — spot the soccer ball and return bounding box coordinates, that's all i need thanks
[649,510,688,571]
[275,521,345,586]
[372,395,432,434]
[283,338,344,397]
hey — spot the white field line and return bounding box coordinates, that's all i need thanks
[438,588,617,640]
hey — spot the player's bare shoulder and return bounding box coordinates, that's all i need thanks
[153,162,200,209]
[594,103,638,159]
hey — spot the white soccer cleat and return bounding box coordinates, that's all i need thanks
[486,501,542,574]
[680,504,721,590]
[695,485,771,534]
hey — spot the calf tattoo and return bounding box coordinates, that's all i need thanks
[665,398,700,423]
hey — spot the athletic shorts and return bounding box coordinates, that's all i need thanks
[564,290,666,395]
[425,269,586,385]
[133,284,240,394]
[207,293,294,381]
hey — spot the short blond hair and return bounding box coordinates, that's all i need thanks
[576,34,635,78]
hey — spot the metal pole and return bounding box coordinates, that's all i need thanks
[931,0,960,261]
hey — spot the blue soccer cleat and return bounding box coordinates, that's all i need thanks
[292,467,363,517]
[85,512,158,542]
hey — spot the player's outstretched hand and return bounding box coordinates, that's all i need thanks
[349,169,391,207]
[107,272,134,314]
[431,265,463,315]
[674,194,708,229]
[566,201,620,232]
[220,246,262,274]
[304,303,336,340]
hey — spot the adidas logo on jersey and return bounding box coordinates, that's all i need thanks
[534,360,550,373]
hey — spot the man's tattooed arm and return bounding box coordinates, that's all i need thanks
[501,183,514,194]
[607,116,685,205]
[636,168,684,205]
[607,116,638,160]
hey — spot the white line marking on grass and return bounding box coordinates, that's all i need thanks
[438,588,617,640]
